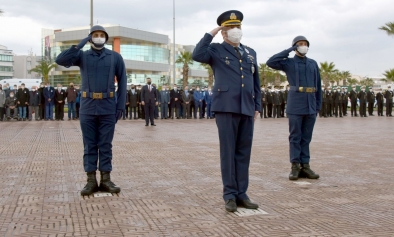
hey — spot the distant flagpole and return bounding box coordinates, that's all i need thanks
[90,0,93,28]
[173,0,176,85]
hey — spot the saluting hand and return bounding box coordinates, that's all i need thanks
[210,26,224,37]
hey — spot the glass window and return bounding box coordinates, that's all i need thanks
[120,45,169,64]
[0,66,13,72]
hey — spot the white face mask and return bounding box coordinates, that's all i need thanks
[174,87,177,90]
[32,89,36,92]
[362,89,365,92]
[261,88,265,91]
[227,28,243,44]
[297,46,309,55]
[114,83,118,87]
[92,37,106,45]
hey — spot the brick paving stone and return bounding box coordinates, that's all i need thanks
[0,116,393,236]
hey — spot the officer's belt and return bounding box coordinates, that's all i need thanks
[82,91,114,99]
[289,86,316,93]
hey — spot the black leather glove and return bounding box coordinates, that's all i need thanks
[76,35,92,49]
[115,110,123,123]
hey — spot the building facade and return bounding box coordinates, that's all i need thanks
[0,45,14,80]
[42,25,208,87]
[13,54,40,79]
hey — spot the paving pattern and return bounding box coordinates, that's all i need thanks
[0,114,393,237]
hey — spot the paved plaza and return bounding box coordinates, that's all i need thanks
[0,115,393,237]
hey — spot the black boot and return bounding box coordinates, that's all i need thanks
[299,164,320,179]
[99,171,121,193]
[289,163,301,180]
[81,171,99,196]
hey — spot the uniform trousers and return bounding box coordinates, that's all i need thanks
[377,102,383,115]
[215,112,253,201]
[28,105,39,120]
[129,106,137,119]
[351,101,358,115]
[160,103,168,118]
[386,101,392,115]
[55,102,64,120]
[206,103,212,118]
[182,103,191,118]
[144,102,155,125]
[80,114,115,172]
[267,103,273,117]
[334,102,342,117]
[194,101,203,118]
[260,103,267,118]
[359,102,367,117]
[288,114,316,164]
[273,105,281,118]
[368,102,374,115]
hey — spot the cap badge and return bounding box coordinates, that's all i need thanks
[230,13,237,20]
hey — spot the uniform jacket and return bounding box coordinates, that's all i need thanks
[38,87,46,104]
[266,48,322,115]
[193,90,204,103]
[66,87,78,103]
[349,90,358,103]
[55,46,127,115]
[376,92,384,104]
[128,89,139,107]
[326,91,333,103]
[0,90,5,107]
[261,91,267,104]
[17,88,30,105]
[192,33,261,116]
[384,90,393,102]
[334,91,343,103]
[170,89,181,106]
[267,92,273,104]
[367,91,375,103]
[278,91,284,104]
[181,90,193,103]
[205,91,213,104]
[284,90,289,104]
[159,90,170,104]
[358,91,367,103]
[141,85,157,104]
[272,92,281,106]
[55,89,66,103]
[43,87,55,105]
[29,91,41,106]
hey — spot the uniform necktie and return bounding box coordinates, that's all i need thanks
[234,47,241,59]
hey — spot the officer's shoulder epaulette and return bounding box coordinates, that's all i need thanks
[244,45,255,52]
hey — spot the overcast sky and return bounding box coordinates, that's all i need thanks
[0,0,393,77]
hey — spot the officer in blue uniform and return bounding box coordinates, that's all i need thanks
[192,10,261,212]
[193,86,204,119]
[267,36,321,181]
[56,25,127,196]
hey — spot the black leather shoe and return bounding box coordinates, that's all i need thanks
[299,164,320,179]
[236,199,259,209]
[225,199,237,212]
[145,124,149,126]
[289,162,301,180]
[151,124,156,126]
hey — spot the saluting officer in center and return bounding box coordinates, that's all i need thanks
[192,10,261,212]
[56,25,126,196]
[267,36,321,181]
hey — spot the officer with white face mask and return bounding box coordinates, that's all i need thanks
[192,10,261,212]
[56,25,126,197]
[267,36,321,181]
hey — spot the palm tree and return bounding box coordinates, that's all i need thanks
[319,62,337,86]
[383,68,394,83]
[360,78,374,87]
[201,63,214,87]
[175,52,194,87]
[379,22,394,36]
[29,59,57,84]
[347,78,358,86]
[340,71,351,86]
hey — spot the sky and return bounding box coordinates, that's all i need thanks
[0,0,393,77]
